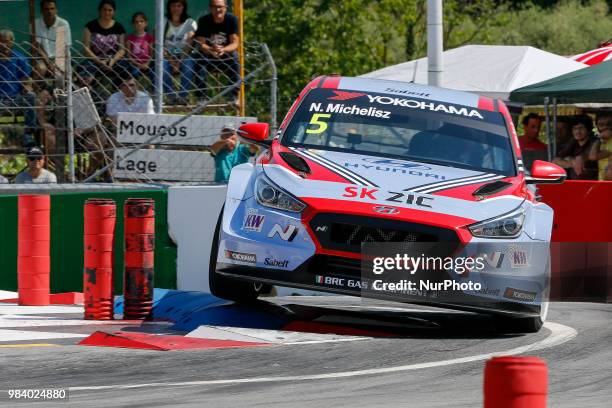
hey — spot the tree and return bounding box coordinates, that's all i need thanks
[245,0,416,112]
[405,0,513,60]
[244,0,612,116]
[498,0,612,54]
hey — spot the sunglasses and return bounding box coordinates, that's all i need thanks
[27,156,43,161]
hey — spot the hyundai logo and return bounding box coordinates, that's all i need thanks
[373,206,400,215]
[362,157,431,170]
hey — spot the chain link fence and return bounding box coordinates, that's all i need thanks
[0,27,276,184]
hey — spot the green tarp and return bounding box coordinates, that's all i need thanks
[510,60,612,104]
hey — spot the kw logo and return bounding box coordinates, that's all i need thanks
[243,209,265,232]
[328,90,366,101]
[268,224,298,242]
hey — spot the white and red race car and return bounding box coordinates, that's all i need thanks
[209,76,565,333]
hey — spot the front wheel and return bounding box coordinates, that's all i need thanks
[495,302,547,334]
[495,315,544,333]
[209,207,262,303]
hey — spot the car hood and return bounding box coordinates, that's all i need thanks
[262,148,525,227]
[290,147,493,191]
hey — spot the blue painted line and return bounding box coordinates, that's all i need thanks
[114,288,171,315]
[171,303,289,332]
[114,289,290,331]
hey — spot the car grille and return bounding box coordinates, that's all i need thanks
[330,222,431,246]
[308,255,362,278]
[310,213,459,254]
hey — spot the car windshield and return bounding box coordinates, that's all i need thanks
[282,88,516,175]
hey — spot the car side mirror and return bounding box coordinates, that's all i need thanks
[237,122,271,147]
[525,160,566,184]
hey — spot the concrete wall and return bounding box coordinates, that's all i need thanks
[168,185,227,293]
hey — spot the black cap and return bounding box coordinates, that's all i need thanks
[26,146,44,159]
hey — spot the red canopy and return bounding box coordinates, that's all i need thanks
[572,46,612,65]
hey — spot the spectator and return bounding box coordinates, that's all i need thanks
[126,12,154,83]
[555,116,572,156]
[210,124,257,182]
[0,174,7,183]
[80,0,126,87]
[518,113,547,171]
[595,112,611,132]
[162,0,197,105]
[589,113,612,181]
[0,29,37,147]
[553,115,598,180]
[14,146,57,183]
[33,0,71,81]
[194,0,240,104]
[106,69,154,126]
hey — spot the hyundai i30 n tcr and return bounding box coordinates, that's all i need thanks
[208,76,565,333]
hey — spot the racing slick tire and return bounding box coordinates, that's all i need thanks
[209,208,266,303]
[495,316,544,333]
[494,307,545,333]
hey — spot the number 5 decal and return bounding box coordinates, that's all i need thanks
[306,113,331,134]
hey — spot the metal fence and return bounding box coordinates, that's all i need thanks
[0,30,277,184]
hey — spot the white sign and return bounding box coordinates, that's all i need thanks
[113,148,215,181]
[117,113,257,146]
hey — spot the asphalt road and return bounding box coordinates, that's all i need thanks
[0,298,610,408]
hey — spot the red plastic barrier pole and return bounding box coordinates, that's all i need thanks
[83,199,116,320]
[123,198,155,320]
[484,356,548,408]
[17,194,51,306]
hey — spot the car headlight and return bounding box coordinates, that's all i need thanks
[255,175,306,212]
[468,207,525,238]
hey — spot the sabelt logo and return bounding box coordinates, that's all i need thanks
[264,258,289,268]
[503,287,537,302]
[225,250,257,264]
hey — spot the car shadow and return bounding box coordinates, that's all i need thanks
[115,290,525,340]
[265,300,524,339]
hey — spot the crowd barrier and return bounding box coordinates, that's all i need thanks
[539,181,612,302]
[1,182,609,302]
